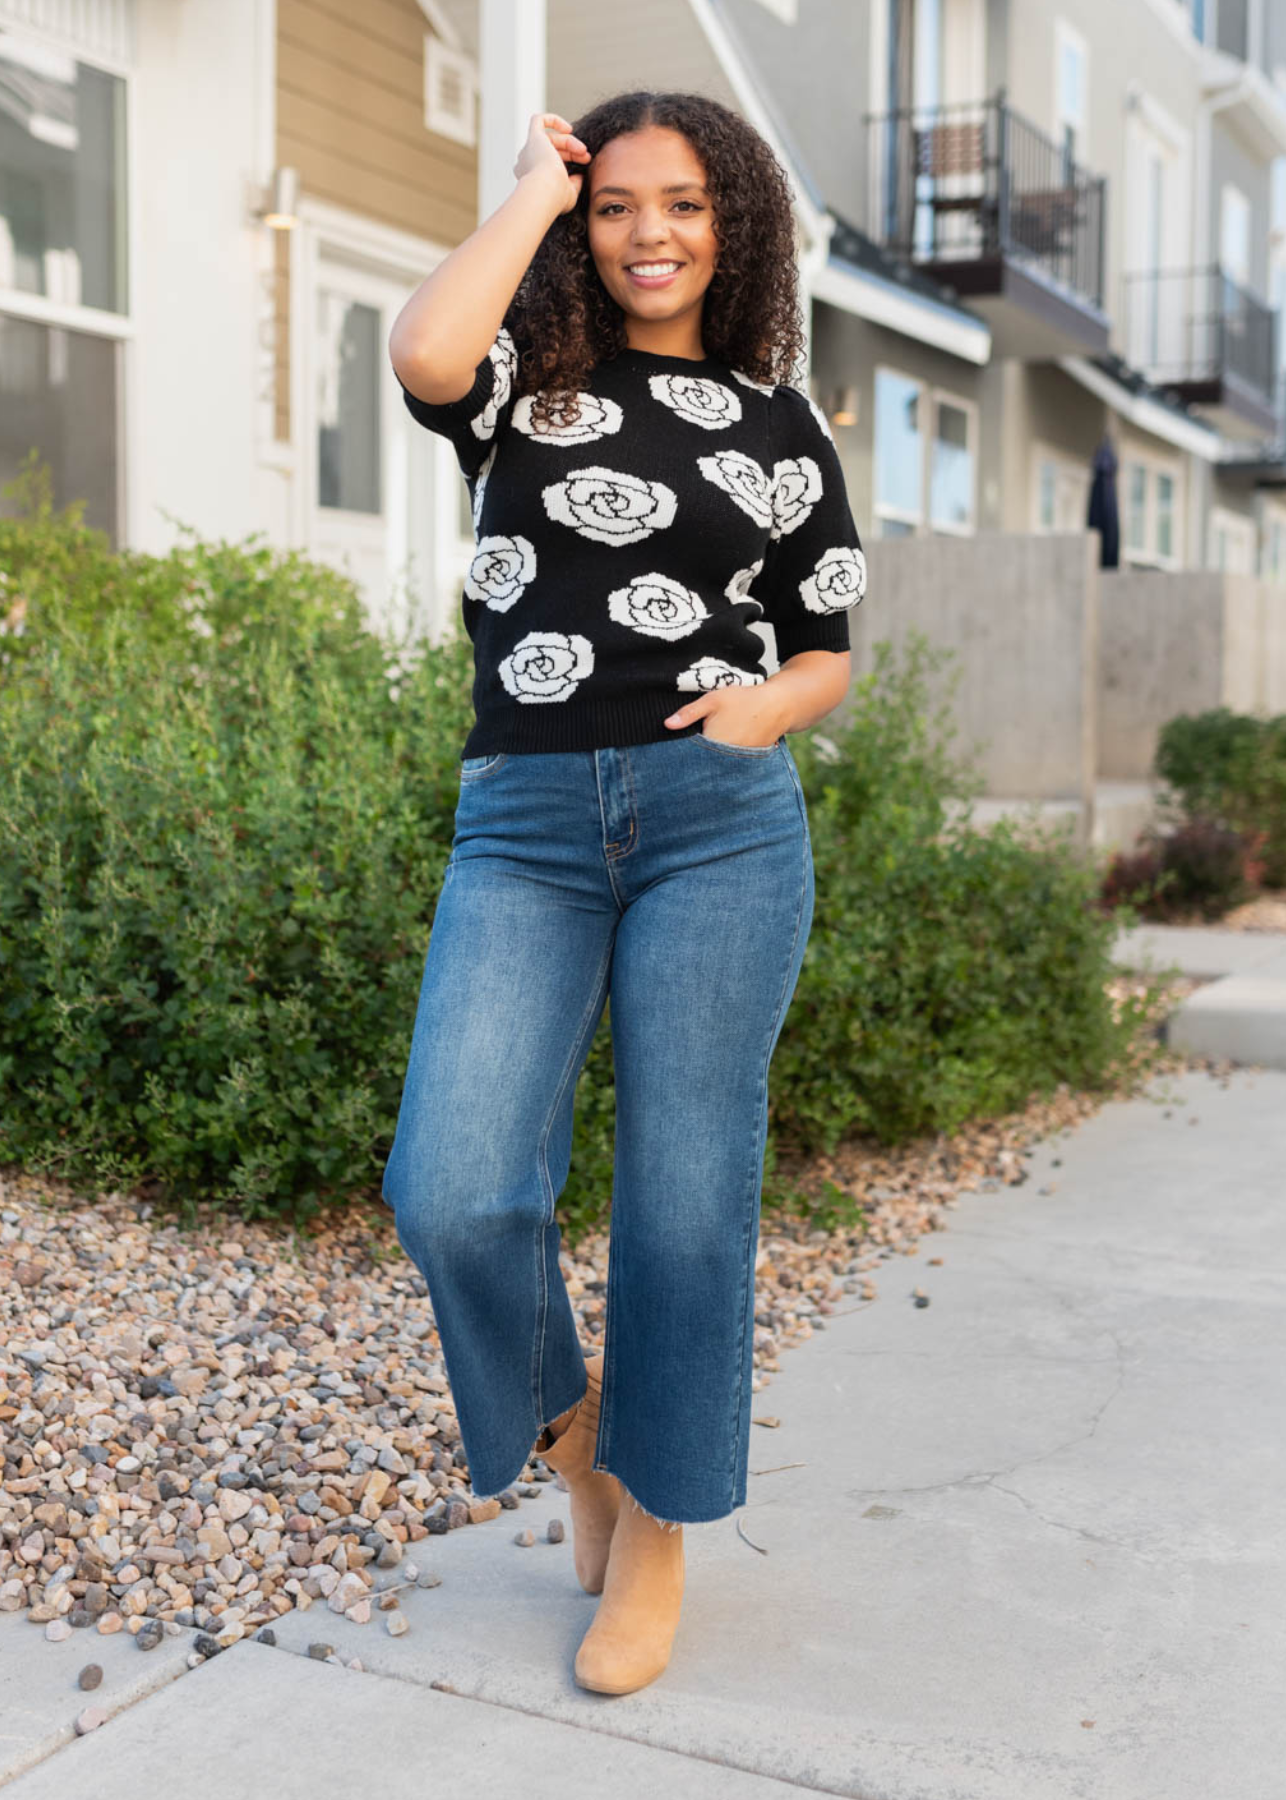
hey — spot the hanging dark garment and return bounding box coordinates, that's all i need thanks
[1087,434,1120,568]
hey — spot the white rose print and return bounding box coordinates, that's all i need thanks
[499,631,594,703]
[471,327,519,444]
[513,390,624,445]
[542,466,677,545]
[471,442,497,535]
[726,558,765,610]
[806,394,836,443]
[607,573,709,640]
[648,372,743,431]
[733,368,777,397]
[464,534,536,611]
[771,456,823,539]
[696,449,774,527]
[676,656,766,693]
[799,545,868,614]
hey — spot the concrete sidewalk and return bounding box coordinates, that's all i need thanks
[3,1066,1283,1798]
[1113,923,1286,1067]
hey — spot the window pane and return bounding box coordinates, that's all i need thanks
[317,291,381,514]
[930,399,972,527]
[1220,186,1250,286]
[0,30,128,312]
[874,369,922,519]
[878,516,916,538]
[0,313,118,541]
[1126,462,1147,551]
[1156,471,1174,559]
[1037,460,1055,529]
[1059,39,1084,130]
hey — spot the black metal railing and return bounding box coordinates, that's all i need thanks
[862,90,1107,310]
[1120,264,1279,406]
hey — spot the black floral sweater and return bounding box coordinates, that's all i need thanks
[399,330,867,758]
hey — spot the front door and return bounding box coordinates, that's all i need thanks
[304,243,450,643]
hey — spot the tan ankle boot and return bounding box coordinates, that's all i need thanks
[533,1352,621,1595]
[573,1493,685,1695]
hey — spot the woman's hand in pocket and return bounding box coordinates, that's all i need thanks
[663,685,789,749]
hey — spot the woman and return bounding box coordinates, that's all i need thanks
[382,90,867,1696]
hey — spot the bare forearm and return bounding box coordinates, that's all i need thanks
[764,651,851,734]
[389,172,564,401]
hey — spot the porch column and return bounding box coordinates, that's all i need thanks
[478,0,547,220]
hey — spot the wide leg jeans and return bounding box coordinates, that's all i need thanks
[380,729,815,1525]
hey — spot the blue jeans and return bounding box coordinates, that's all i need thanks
[380,730,815,1525]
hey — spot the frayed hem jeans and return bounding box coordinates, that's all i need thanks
[380,730,815,1526]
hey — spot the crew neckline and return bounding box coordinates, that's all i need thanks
[614,345,724,369]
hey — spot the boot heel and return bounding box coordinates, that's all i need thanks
[534,1353,621,1594]
[574,1497,686,1695]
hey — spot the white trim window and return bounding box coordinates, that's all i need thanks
[873,364,978,537]
[1030,440,1091,532]
[1209,505,1255,574]
[0,19,129,545]
[1220,183,1251,286]
[1122,92,1190,378]
[1054,19,1088,170]
[1121,448,1183,568]
[298,214,474,643]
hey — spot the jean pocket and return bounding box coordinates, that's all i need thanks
[692,731,782,760]
[460,752,508,780]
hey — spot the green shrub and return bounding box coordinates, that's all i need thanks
[1,480,474,1223]
[1155,706,1286,886]
[1101,817,1255,922]
[1,485,1157,1237]
[765,641,1149,1157]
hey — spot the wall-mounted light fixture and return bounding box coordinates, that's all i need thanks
[254,166,300,230]
[830,384,859,427]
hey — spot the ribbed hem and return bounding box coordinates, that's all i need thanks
[398,362,492,428]
[461,688,713,757]
[773,611,856,662]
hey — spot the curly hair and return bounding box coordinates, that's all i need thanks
[503,90,808,433]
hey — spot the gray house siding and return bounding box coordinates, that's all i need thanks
[716,0,873,222]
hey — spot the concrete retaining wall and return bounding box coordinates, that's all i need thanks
[828,537,1286,843]
[1098,571,1286,780]
[846,532,1099,809]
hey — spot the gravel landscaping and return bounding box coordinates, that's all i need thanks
[1,975,1206,1671]
[1219,890,1286,933]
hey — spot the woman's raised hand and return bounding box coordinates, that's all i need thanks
[514,111,591,215]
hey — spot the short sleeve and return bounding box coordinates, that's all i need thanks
[397,325,521,482]
[754,382,867,662]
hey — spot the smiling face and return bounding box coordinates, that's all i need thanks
[586,124,719,356]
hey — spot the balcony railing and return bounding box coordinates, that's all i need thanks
[862,90,1107,312]
[1120,264,1279,412]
